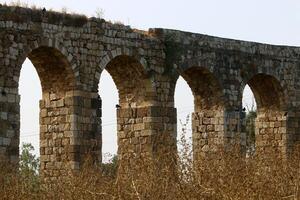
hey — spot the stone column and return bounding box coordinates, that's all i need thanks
[224,110,245,153]
[287,110,300,156]
[117,105,177,172]
[192,109,224,161]
[39,90,101,180]
[0,87,20,166]
[255,110,288,157]
[192,107,246,166]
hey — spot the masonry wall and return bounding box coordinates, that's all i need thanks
[155,28,300,160]
[0,5,300,179]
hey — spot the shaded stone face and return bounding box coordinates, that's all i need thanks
[0,5,299,179]
[245,74,287,156]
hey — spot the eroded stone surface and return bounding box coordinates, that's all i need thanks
[0,5,299,179]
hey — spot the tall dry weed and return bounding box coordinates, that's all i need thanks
[1,137,300,199]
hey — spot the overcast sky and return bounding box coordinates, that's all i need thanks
[2,0,298,160]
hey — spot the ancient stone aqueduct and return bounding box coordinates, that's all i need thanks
[0,5,299,180]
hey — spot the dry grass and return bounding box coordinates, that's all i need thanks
[0,118,299,199]
[0,3,88,27]
[1,143,300,200]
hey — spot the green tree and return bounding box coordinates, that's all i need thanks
[19,143,40,190]
[101,155,118,178]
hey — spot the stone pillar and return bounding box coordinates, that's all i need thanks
[0,87,20,166]
[40,90,101,180]
[255,110,287,157]
[224,110,245,153]
[287,111,300,155]
[192,109,245,163]
[192,109,224,160]
[117,106,177,172]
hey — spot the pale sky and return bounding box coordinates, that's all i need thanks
[2,0,298,160]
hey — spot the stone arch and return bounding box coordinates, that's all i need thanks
[98,54,154,108]
[95,48,150,92]
[97,53,157,169]
[15,38,79,91]
[8,40,81,178]
[239,61,289,109]
[180,66,224,112]
[241,73,288,156]
[27,47,76,93]
[169,56,227,108]
[173,65,226,161]
[99,48,148,73]
[242,73,286,111]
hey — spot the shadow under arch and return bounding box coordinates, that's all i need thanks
[97,54,159,171]
[102,55,156,108]
[175,66,226,162]
[180,66,225,111]
[12,45,79,179]
[242,73,288,156]
[246,73,286,111]
[27,46,77,94]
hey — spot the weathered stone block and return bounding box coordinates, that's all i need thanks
[0,5,297,181]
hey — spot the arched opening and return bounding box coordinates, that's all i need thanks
[242,84,257,156]
[104,55,152,108]
[13,46,77,178]
[19,58,41,162]
[179,66,224,161]
[27,47,76,93]
[244,74,286,156]
[98,55,154,166]
[174,76,194,159]
[98,70,118,163]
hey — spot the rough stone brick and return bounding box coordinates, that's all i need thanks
[0,5,298,181]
